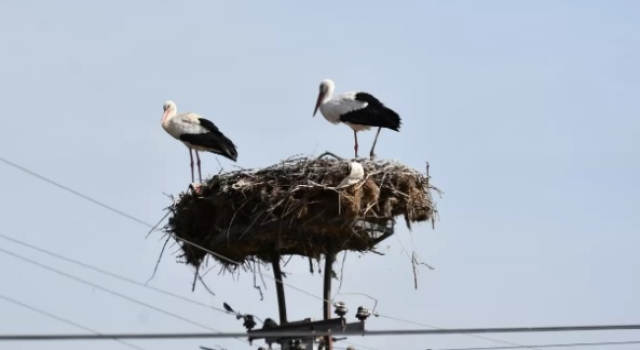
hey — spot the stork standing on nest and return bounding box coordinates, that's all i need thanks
[312,79,402,159]
[161,100,238,187]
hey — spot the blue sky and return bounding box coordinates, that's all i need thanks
[1,0,639,349]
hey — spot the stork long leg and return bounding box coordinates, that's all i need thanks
[195,151,203,183]
[369,127,382,160]
[353,130,359,158]
[189,149,195,183]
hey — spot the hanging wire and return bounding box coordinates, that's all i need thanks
[0,293,147,350]
[377,314,541,350]
[0,232,231,316]
[432,339,640,350]
[0,247,235,338]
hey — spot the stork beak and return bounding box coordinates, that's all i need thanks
[161,109,169,122]
[313,91,323,117]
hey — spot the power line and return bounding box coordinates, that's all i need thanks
[0,247,226,335]
[434,339,640,350]
[2,324,640,341]
[0,156,154,228]
[377,315,541,350]
[0,293,146,350]
[0,232,232,317]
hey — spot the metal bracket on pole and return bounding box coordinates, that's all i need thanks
[247,318,365,347]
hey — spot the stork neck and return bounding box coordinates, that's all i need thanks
[322,84,335,104]
[162,109,176,124]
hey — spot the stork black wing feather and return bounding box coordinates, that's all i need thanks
[354,92,384,106]
[339,92,402,131]
[197,118,221,133]
[179,119,238,162]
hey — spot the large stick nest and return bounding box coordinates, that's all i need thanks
[164,153,441,271]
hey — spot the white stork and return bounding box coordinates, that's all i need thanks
[312,79,401,159]
[161,100,238,185]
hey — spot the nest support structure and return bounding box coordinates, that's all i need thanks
[164,153,440,273]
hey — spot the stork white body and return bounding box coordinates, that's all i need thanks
[317,92,372,132]
[313,79,401,159]
[161,100,238,187]
[163,112,213,151]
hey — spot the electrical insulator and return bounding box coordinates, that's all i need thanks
[356,306,371,321]
[333,301,348,317]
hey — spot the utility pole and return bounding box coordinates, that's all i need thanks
[270,251,288,325]
[323,251,335,350]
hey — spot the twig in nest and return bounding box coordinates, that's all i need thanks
[316,151,343,161]
[191,269,198,292]
[334,251,348,299]
[310,143,319,156]
[411,252,435,290]
[146,209,171,239]
[145,233,171,285]
[419,261,435,270]
[282,255,293,268]
[252,262,264,301]
[215,157,224,174]
[146,193,176,239]
[425,161,430,181]
[197,272,216,296]
[200,266,215,278]
[411,254,418,290]
[238,209,267,240]
[257,262,267,290]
